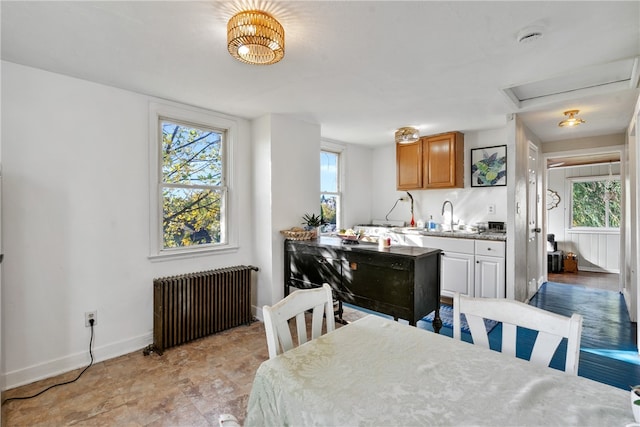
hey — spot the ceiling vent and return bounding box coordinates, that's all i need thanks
[502,57,640,109]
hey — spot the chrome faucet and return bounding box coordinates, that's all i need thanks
[442,200,454,232]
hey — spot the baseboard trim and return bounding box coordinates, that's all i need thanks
[2,332,153,391]
[578,266,620,274]
[252,304,264,322]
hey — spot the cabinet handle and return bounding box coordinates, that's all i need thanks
[476,260,479,264]
[487,248,492,251]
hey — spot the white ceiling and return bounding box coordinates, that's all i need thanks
[2,1,639,147]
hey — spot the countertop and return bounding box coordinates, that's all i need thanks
[390,227,507,241]
[294,236,442,258]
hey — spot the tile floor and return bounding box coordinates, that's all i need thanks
[2,321,269,426]
[1,309,365,426]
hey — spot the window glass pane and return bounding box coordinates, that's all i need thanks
[321,151,338,192]
[321,194,338,232]
[162,120,223,186]
[571,179,620,228]
[163,187,223,248]
[606,182,621,228]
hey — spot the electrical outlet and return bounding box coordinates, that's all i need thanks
[85,311,97,327]
[488,204,496,214]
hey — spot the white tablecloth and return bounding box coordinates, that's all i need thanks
[245,315,632,426]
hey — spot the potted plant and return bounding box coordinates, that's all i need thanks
[302,213,324,237]
[631,385,640,422]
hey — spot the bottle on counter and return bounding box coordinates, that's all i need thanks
[427,215,437,231]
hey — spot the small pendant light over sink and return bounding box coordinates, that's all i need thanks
[395,127,420,144]
[227,10,285,65]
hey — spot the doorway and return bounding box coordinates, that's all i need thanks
[544,149,623,294]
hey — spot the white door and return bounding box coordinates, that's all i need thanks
[527,143,541,299]
[441,252,474,297]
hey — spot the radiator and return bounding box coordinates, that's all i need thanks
[148,265,258,355]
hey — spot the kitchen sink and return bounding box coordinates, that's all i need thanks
[393,227,480,236]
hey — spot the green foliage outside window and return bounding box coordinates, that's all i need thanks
[571,179,620,228]
[321,195,337,226]
[162,120,225,248]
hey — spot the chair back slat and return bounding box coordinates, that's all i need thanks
[465,314,490,349]
[263,284,335,359]
[530,331,563,367]
[453,292,583,375]
[502,323,517,357]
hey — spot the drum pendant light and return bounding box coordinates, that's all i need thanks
[227,10,285,65]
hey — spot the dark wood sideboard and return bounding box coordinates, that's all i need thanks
[284,237,442,332]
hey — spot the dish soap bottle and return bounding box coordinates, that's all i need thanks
[427,215,436,231]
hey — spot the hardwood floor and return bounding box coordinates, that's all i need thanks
[532,281,638,389]
[547,270,620,292]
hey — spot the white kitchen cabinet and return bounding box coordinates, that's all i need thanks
[474,240,506,298]
[403,234,505,299]
[408,235,475,297]
[441,251,475,297]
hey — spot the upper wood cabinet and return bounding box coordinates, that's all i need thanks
[396,140,423,190]
[396,131,464,190]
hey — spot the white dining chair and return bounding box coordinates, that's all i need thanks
[263,283,336,359]
[218,414,241,427]
[453,292,583,375]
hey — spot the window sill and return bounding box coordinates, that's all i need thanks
[567,228,620,235]
[148,244,239,262]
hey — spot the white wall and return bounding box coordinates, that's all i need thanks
[508,116,541,302]
[340,143,373,229]
[0,61,373,389]
[1,62,255,389]
[252,114,321,313]
[370,128,508,230]
[547,164,621,273]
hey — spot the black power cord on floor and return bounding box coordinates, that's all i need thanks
[2,318,95,405]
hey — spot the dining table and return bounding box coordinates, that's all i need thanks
[245,314,633,426]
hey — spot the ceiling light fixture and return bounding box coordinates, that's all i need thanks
[227,10,284,65]
[395,127,420,144]
[558,110,585,127]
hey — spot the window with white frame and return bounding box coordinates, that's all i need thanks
[149,102,236,257]
[570,175,620,229]
[321,149,341,233]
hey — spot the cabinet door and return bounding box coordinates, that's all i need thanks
[396,141,422,190]
[441,251,474,297]
[423,132,464,188]
[341,251,413,311]
[475,255,505,298]
[286,245,342,292]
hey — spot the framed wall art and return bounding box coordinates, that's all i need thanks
[471,145,507,187]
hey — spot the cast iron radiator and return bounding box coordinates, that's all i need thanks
[147,265,258,355]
